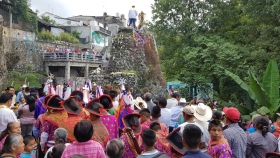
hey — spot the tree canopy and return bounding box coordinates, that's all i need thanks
[150,0,280,103]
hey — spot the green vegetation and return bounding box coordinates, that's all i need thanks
[5,71,45,90]
[57,32,80,44]
[71,30,81,39]
[37,29,80,44]
[151,0,280,106]
[4,0,38,33]
[41,15,56,25]
[226,60,280,119]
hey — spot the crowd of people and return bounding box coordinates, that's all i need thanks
[43,47,103,61]
[0,84,280,158]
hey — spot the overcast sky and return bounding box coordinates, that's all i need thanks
[30,0,154,21]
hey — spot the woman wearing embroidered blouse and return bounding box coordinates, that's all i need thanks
[18,95,36,137]
[246,116,278,158]
[0,134,25,158]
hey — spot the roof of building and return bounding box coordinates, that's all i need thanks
[41,12,81,22]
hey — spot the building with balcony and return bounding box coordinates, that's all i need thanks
[42,51,103,82]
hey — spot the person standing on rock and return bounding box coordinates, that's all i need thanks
[128,5,138,29]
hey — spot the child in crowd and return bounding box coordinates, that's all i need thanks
[20,135,36,158]
[0,122,21,150]
[19,97,26,107]
[47,143,66,158]
[207,120,232,158]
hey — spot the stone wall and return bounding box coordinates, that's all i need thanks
[90,27,166,96]
[0,24,93,89]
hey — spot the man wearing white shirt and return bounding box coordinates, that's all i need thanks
[166,92,180,109]
[0,93,18,133]
[128,5,138,28]
[178,106,206,149]
[158,98,171,129]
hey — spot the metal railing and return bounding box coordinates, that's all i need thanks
[42,52,103,63]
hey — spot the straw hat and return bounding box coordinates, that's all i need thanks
[134,97,147,110]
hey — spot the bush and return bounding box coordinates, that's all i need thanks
[59,32,80,44]
[37,29,56,41]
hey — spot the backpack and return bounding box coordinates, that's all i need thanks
[152,152,169,158]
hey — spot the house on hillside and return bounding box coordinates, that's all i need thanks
[40,12,83,26]
[37,18,65,36]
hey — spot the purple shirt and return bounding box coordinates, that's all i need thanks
[100,114,118,140]
[34,97,46,119]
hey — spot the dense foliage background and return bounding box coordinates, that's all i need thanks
[150,0,280,104]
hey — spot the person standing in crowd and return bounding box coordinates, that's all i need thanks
[58,97,85,142]
[193,103,212,149]
[169,98,187,132]
[166,92,180,109]
[139,108,153,131]
[61,120,106,158]
[45,128,69,158]
[85,100,109,148]
[106,139,124,158]
[223,107,247,158]
[0,134,25,158]
[138,129,168,158]
[158,98,171,130]
[0,93,18,133]
[16,85,27,103]
[128,5,138,28]
[149,122,173,157]
[207,120,232,157]
[0,122,21,150]
[246,116,278,158]
[18,95,36,137]
[273,113,280,138]
[182,124,211,158]
[34,88,46,119]
[151,106,168,134]
[6,86,16,109]
[120,113,143,158]
[100,94,118,140]
[40,95,68,153]
[20,135,36,158]
[144,92,155,113]
[178,106,206,149]
[47,143,66,158]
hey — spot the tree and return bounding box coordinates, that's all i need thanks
[226,60,280,119]
[4,0,38,32]
[70,30,81,39]
[41,15,56,25]
[150,0,280,104]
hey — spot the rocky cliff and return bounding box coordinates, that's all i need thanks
[90,27,166,96]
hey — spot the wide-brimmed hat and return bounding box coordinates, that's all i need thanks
[85,99,107,116]
[43,94,53,108]
[70,90,84,104]
[134,97,147,110]
[167,127,186,155]
[122,113,142,136]
[194,103,213,122]
[99,94,113,110]
[46,95,64,110]
[178,98,187,105]
[63,96,83,115]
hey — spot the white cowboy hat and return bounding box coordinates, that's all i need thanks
[178,98,187,104]
[194,103,213,122]
[134,97,147,110]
